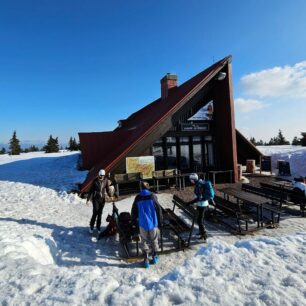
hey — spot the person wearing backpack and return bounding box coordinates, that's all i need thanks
[188,173,214,241]
[131,181,163,268]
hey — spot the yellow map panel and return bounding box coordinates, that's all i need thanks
[126,156,155,179]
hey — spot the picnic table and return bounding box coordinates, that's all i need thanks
[218,187,278,228]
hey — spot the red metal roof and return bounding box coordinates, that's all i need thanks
[79,56,232,192]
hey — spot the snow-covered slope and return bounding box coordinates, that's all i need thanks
[0,151,305,305]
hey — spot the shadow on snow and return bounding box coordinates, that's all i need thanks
[0,217,133,268]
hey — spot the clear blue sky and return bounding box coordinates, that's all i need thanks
[1,0,306,146]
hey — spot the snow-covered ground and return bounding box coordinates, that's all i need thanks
[0,150,305,305]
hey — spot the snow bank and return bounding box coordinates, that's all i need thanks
[258,145,306,178]
[0,151,87,191]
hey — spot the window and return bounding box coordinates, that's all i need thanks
[179,137,190,170]
[192,136,202,172]
[207,143,214,166]
[166,137,177,168]
[152,144,164,170]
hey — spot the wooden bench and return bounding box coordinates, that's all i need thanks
[241,184,283,224]
[260,182,305,216]
[214,195,250,233]
[170,195,197,249]
[242,183,285,204]
[114,172,143,196]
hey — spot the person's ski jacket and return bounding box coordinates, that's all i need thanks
[293,181,306,197]
[131,189,163,231]
[87,177,111,203]
[191,179,209,207]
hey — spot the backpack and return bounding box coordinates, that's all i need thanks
[201,180,215,200]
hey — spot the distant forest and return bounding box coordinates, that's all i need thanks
[249,129,306,146]
[0,131,80,155]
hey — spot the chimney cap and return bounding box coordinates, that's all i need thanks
[160,73,177,83]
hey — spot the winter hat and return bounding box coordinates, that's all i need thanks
[141,181,150,190]
[189,173,198,181]
[98,169,106,177]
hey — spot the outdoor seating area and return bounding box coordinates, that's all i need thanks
[114,172,143,196]
[114,194,203,259]
[152,169,183,192]
[216,186,282,233]
[113,169,187,195]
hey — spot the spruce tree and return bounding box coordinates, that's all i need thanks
[28,145,39,152]
[0,147,6,154]
[257,139,264,146]
[250,137,256,145]
[277,130,290,145]
[68,137,79,151]
[292,136,301,146]
[44,135,59,153]
[9,131,21,155]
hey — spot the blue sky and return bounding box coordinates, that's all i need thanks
[1,0,306,147]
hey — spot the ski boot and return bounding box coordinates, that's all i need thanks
[143,253,150,269]
[197,231,208,241]
[150,252,158,265]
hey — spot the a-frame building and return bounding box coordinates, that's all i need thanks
[79,56,261,192]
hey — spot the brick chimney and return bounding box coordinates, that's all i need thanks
[160,73,177,99]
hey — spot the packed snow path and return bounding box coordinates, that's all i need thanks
[0,151,305,305]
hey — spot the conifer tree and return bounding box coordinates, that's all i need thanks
[9,131,21,155]
[28,145,39,152]
[44,135,59,153]
[277,130,290,145]
[0,147,6,154]
[292,136,301,146]
[67,137,79,151]
[249,137,256,145]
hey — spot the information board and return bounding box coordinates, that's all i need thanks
[126,156,155,179]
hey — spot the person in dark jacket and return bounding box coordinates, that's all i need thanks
[86,169,112,234]
[131,181,163,268]
[188,173,209,241]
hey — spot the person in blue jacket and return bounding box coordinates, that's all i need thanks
[131,181,163,268]
[188,173,214,241]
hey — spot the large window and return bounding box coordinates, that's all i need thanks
[192,136,202,172]
[166,137,177,168]
[152,134,214,171]
[207,143,214,166]
[152,139,164,170]
[179,137,190,171]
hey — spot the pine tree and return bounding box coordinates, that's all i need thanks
[250,137,256,145]
[44,135,59,153]
[277,130,290,145]
[257,139,264,146]
[292,136,301,146]
[28,145,39,152]
[68,137,79,151]
[9,131,21,155]
[0,147,6,154]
